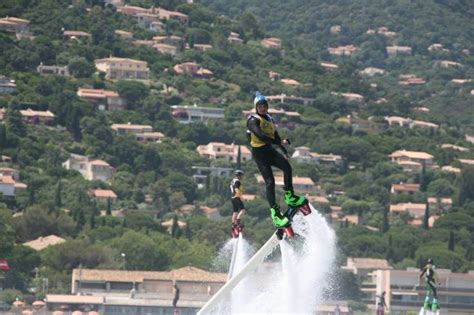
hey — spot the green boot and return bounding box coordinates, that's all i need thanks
[270,205,290,228]
[284,190,307,207]
[423,296,430,310]
[431,298,438,311]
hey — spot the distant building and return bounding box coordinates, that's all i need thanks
[227,32,243,44]
[386,46,412,56]
[390,183,420,195]
[342,257,392,277]
[389,150,435,170]
[77,88,127,111]
[0,174,27,197]
[111,123,152,135]
[191,166,233,188]
[261,37,282,49]
[37,63,70,77]
[390,203,426,218]
[0,17,30,33]
[0,75,16,94]
[65,267,226,313]
[92,189,117,202]
[171,105,224,124]
[328,45,358,56]
[173,62,213,79]
[265,94,316,105]
[115,30,134,41]
[62,154,114,182]
[63,30,91,41]
[359,67,385,76]
[292,147,343,167]
[19,108,55,125]
[196,143,251,163]
[94,57,149,80]
[331,92,364,102]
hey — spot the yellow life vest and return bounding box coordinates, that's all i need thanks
[249,114,276,148]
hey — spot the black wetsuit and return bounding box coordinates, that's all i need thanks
[247,115,293,207]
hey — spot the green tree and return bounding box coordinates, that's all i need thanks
[458,167,474,206]
[115,81,150,110]
[68,57,95,78]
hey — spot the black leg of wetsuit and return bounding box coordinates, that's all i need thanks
[252,147,276,207]
[270,147,293,191]
[428,280,437,299]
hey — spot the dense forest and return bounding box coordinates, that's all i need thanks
[0,0,473,307]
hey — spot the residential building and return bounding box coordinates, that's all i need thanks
[389,203,426,218]
[153,43,178,56]
[427,197,452,212]
[342,257,392,277]
[428,43,449,52]
[0,175,26,198]
[227,32,243,44]
[441,165,461,174]
[458,158,474,167]
[385,116,438,130]
[441,143,470,152]
[192,44,213,52]
[408,215,439,228]
[0,167,19,181]
[111,123,153,135]
[94,57,149,80]
[92,189,117,202]
[331,92,364,102]
[171,105,224,124]
[328,45,359,56]
[63,30,91,41]
[363,268,474,313]
[292,147,343,167]
[19,108,55,125]
[256,173,315,194]
[77,88,127,111]
[173,62,213,78]
[62,154,114,182]
[191,166,233,188]
[115,30,134,41]
[261,37,282,49]
[64,267,226,314]
[386,46,412,56]
[389,150,435,170]
[359,67,385,76]
[265,94,316,105]
[135,131,164,143]
[153,35,184,46]
[390,183,420,195]
[439,60,463,68]
[23,235,66,251]
[37,63,70,77]
[0,17,30,33]
[0,75,16,94]
[196,142,251,163]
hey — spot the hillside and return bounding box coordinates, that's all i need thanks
[0,0,473,306]
[201,0,474,125]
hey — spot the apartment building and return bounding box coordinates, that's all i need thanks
[94,57,149,80]
[196,143,251,163]
[62,154,114,182]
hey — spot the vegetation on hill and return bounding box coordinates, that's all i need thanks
[0,0,473,303]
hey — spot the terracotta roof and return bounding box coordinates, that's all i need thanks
[161,219,187,228]
[391,183,420,192]
[95,57,147,65]
[20,108,55,118]
[458,158,474,165]
[111,123,153,131]
[389,150,433,160]
[93,189,117,199]
[23,235,66,251]
[63,31,91,37]
[0,175,15,184]
[78,88,119,98]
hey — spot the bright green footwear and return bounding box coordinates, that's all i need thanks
[431,298,438,311]
[284,191,307,207]
[270,205,290,228]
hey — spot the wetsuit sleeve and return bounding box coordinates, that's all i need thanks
[247,117,281,145]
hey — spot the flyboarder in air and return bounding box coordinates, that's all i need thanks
[419,258,440,312]
[230,170,246,237]
[246,91,309,235]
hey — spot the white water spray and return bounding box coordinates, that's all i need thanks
[209,205,336,314]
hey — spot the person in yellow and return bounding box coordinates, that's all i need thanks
[230,170,246,228]
[247,92,306,228]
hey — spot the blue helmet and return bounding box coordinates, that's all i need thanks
[254,91,268,107]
